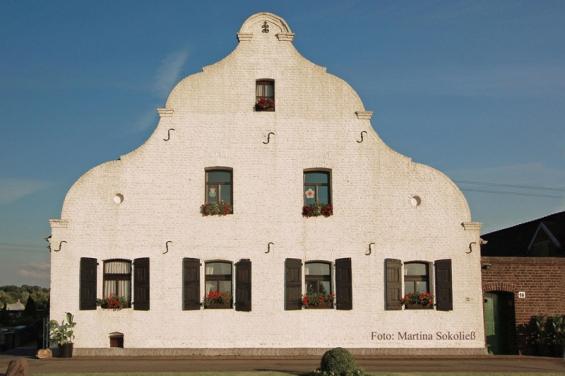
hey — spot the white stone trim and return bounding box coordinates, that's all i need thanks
[355,111,373,120]
[49,219,69,229]
[157,108,174,118]
[237,33,253,42]
[462,222,481,231]
[276,32,295,42]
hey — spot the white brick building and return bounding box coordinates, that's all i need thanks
[49,12,486,356]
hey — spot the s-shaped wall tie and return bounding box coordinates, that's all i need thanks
[263,132,275,144]
[266,242,274,254]
[467,242,476,254]
[52,241,67,253]
[163,241,172,254]
[366,242,375,255]
[163,128,175,141]
[356,131,367,143]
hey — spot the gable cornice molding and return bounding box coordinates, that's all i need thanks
[49,219,69,229]
[462,222,481,231]
[355,111,373,120]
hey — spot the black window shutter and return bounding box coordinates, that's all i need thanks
[183,258,201,310]
[385,258,402,310]
[285,258,302,310]
[335,258,352,310]
[235,259,252,311]
[79,257,97,310]
[435,259,453,311]
[133,257,150,311]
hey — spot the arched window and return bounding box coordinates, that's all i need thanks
[304,261,333,308]
[204,261,233,309]
[255,79,275,111]
[404,262,430,295]
[103,259,132,307]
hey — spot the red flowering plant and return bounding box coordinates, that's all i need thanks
[96,295,129,310]
[302,292,335,308]
[200,201,233,216]
[302,203,333,217]
[400,292,434,308]
[255,97,275,111]
[203,290,232,308]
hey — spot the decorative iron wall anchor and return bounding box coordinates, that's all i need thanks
[262,21,269,33]
[366,242,375,255]
[266,242,274,254]
[356,131,367,143]
[51,241,67,253]
[467,242,476,254]
[163,128,175,141]
[263,132,275,144]
[163,241,172,254]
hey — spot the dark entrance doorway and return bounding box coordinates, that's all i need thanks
[484,291,517,354]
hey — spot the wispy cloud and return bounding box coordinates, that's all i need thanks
[18,262,50,286]
[154,49,189,98]
[0,178,51,205]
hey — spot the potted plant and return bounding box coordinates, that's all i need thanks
[302,203,333,217]
[203,290,232,309]
[400,292,434,309]
[96,295,129,310]
[302,292,335,309]
[49,312,76,358]
[200,201,233,216]
[548,315,564,357]
[255,97,275,111]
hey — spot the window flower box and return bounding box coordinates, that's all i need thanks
[96,296,129,310]
[255,97,275,111]
[302,203,333,217]
[401,292,433,309]
[200,202,233,216]
[302,292,335,309]
[203,291,232,309]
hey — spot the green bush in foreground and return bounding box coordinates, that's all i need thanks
[318,347,364,376]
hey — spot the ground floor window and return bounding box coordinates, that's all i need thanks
[303,261,333,308]
[103,259,132,307]
[204,261,232,308]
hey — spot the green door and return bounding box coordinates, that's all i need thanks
[483,292,516,354]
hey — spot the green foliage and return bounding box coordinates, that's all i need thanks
[0,285,49,309]
[50,312,76,345]
[319,348,364,376]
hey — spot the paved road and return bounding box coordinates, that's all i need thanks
[0,355,564,374]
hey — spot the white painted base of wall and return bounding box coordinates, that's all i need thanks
[74,347,487,357]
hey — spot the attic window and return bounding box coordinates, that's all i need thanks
[255,80,275,111]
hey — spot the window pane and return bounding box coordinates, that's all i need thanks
[205,262,232,275]
[219,281,232,295]
[304,185,316,205]
[304,172,329,184]
[220,184,232,204]
[205,281,217,294]
[104,260,131,274]
[320,281,331,294]
[207,185,218,203]
[264,83,274,97]
[207,171,231,184]
[305,262,330,276]
[415,281,429,294]
[404,263,427,276]
[306,280,317,293]
[405,283,415,295]
[318,186,329,205]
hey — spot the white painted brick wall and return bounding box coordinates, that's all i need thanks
[50,13,485,352]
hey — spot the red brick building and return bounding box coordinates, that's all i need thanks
[480,211,565,355]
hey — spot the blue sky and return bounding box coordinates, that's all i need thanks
[1,1,564,287]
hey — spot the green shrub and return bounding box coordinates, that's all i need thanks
[319,347,363,376]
